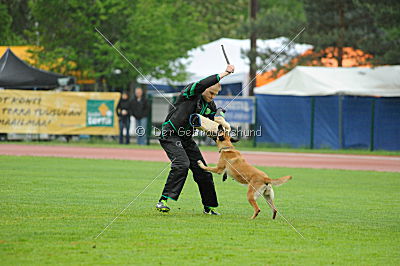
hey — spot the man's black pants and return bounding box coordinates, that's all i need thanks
[159,136,218,207]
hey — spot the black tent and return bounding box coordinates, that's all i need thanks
[0,48,73,89]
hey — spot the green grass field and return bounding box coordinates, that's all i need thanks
[1,155,399,265]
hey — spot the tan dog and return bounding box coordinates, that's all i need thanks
[198,127,292,219]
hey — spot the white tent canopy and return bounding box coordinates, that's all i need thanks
[140,37,311,95]
[254,66,400,97]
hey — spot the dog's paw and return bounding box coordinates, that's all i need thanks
[197,160,205,169]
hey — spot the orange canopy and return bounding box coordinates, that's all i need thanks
[256,47,372,87]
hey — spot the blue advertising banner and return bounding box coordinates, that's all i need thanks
[213,97,255,123]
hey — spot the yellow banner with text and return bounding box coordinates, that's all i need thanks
[0,90,120,135]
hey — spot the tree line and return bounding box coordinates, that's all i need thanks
[1,0,398,91]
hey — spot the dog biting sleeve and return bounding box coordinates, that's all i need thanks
[189,114,219,135]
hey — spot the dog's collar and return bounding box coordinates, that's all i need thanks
[218,146,234,153]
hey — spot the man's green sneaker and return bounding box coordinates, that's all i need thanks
[203,206,221,215]
[156,200,170,212]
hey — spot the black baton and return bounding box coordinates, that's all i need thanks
[221,45,230,65]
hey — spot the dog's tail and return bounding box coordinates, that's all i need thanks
[266,175,292,187]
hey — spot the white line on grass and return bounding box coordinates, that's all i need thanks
[223,27,306,111]
[224,159,305,239]
[94,159,174,240]
[95,27,176,110]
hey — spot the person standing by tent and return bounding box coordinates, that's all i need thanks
[131,87,149,145]
[116,91,132,144]
[155,64,235,215]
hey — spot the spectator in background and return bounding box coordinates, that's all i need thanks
[116,91,132,144]
[131,87,149,145]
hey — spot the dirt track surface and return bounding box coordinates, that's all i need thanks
[1,144,400,172]
[0,144,400,172]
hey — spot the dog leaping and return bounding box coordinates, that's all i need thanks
[198,126,292,219]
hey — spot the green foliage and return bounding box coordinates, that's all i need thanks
[255,0,306,38]
[2,0,397,91]
[120,0,205,81]
[1,0,249,85]
[25,0,205,90]
[300,0,400,66]
[0,3,13,44]
[251,0,399,67]
[28,0,125,88]
[0,155,399,264]
[301,0,379,66]
[0,0,30,45]
[355,0,400,65]
[188,0,248,41]
[240,0,307,71]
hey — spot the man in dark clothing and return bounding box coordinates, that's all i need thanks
[131,87,149,145]
[156,64,235,215]
[116,91,132,144]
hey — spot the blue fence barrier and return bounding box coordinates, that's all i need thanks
[255,94,400,150]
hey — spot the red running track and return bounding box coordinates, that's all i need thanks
[1,144,399,172]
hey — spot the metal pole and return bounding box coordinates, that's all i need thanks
[370,98,375,151]
[338,95,343,149]
[310,97,315,149]
[253,96,257,147]
[35,87,40,143]
[146,94,153,145]
[249,0,258,96]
